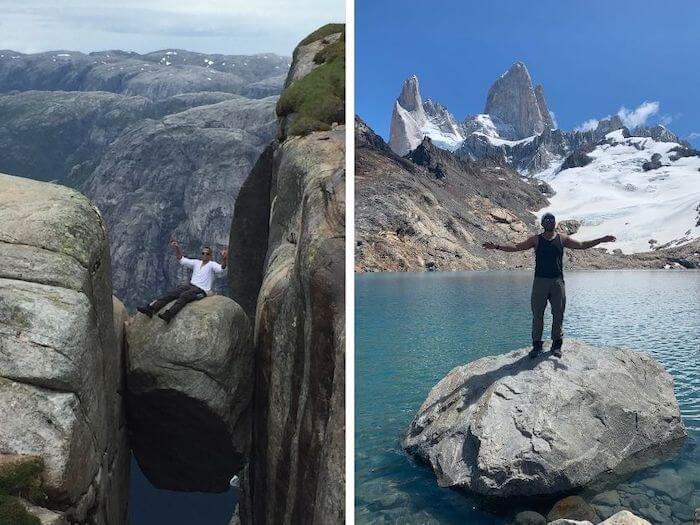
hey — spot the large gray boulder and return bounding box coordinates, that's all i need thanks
[0,173,128,524]
[125,295,253,492]
[404,340,686,497]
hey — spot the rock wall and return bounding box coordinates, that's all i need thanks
[0,173,128,524]
[228,25,345,524]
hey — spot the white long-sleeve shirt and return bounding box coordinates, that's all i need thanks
[180,257,224,292]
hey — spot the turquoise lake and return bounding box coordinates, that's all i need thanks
[355,271,699,524]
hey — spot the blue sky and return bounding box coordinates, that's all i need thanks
[356,0,700,147]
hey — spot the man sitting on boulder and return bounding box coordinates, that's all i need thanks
[482,213,616,358]
[137,240,227,323]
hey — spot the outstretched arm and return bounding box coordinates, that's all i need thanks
[482,236,536,252]
[170,239,183,260]
[219,248,228,270]
[563,234,616,250]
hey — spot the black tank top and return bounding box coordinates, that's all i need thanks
[534,233,564,278]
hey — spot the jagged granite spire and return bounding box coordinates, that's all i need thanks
[485,62,548,138]
[534,84,554,130]
[389,74,465,155]
[389,74,427,155]
[397,74,424,113]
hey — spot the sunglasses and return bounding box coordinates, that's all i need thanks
[201,251,211,256]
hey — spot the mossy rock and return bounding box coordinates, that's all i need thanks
[0,495,41,525]
[298,23,344,46]
[276,25,345,138]
[0,455,44,500]
[314,34,344,65]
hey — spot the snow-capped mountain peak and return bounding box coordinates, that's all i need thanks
[540,130,700,253]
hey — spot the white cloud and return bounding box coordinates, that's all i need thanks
[0,0,344,55]
[688,132,700,140]
[548,110,558,128]
[574,118,600,132]
[617,101,659,129]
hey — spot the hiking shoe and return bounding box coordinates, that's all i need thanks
[529,341,544,358]
[551,339,563,358]
[158,310,173,324]
[137,305,154,318]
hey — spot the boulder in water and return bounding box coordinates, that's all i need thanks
[404,340,686,497]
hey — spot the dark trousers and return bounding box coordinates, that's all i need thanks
[531,277,566,342]
[150,284,206,317]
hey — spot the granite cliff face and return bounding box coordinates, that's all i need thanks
[0,49,289,309]
[0,173,128,524]
[485,61,551,138]
[228,24,345,524]
[83,96,278,308]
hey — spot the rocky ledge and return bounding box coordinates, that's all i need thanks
[404,340,686,497]
[125,295,252,492]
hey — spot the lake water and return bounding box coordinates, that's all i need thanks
[128,455,237,524]
[355,271,699,524]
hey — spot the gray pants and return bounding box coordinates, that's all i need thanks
[531,277,566,342]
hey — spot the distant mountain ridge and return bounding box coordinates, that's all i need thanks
[0,48,290,99]
[0,48,289,307]
[389,62,688,171]
[386,62,700,254]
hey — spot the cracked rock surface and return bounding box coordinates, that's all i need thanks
[403,340,686,497]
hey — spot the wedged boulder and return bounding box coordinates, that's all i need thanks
[125,295,253,492]
[0,173,127,524]
[404,340,686,497]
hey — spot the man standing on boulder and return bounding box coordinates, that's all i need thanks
[137,240,227,323]
[482,213,616,358]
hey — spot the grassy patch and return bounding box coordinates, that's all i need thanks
[313,33,345,64]
[297,23,344,46]
[0,456,43,496]
[0,456,44,525]
[277,26,345,138]
[0,495,41,525]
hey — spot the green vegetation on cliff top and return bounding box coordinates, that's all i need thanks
[277,24,345,137]
[298,23,344,46]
